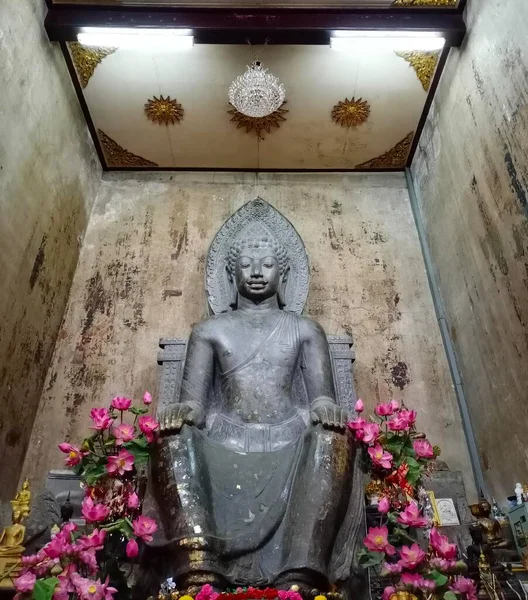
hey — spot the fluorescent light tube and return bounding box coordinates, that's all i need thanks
[330,33,445,52]
[78,28,194,49]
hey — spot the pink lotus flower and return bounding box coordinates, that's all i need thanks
[399,543,426,569]
[400,409,417,427]
[112,423,135,445]
[387,414,410,431]
[378,496,390,514]
[132,515,158,542]
[102,579,118,600]
[126,538,139,558]
[450,576,478,600]
[389,399,399,411]
[111,396,132,411]
[361,422,381,444]
[430,557,457,571]
[127,491,140,509]
[381,562,402,576]
[71,573,105,600]
[348,416,366,430]
[14,571,36,593]
[138,415,160,443]
[80,548,98,574]
[368,444,393,469]
[143,391,153,405]
[375,402,395,417]
[418,579,436,592]
[400,572,423,588]
[354,399,364,413]
[196,584,220,600]
[90,408,114,431]
[278,591,302,600]
[58,443,87,466]
[397,502,429,528]
[382,586,396,600]
[81,496,110,523]
[44,534,68,559]
[364,525,396,555]
[430,527,457,559]
[78,529,107,551]
[413,439,435,459]
[106,449,135,476]
[55,565,77,600]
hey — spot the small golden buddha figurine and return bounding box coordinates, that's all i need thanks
[0,480,31,589]
[469,500,509,549]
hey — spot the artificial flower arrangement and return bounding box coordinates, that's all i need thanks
[13,393,160,600]
[350,399,477,600]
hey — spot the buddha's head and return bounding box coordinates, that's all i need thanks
[227,233,289,306]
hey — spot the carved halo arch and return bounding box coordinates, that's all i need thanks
[205,198,310,315]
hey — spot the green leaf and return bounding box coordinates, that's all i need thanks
[32,578,59,600]
[405,456,420,469]
[83,461,107,485]
[431,570,449,587]
[444,592,458,600]
[359,550,385,568]
[127,437,149,449]
[124,444,150,466]
[130,407,149,416]
[406,465,423,485]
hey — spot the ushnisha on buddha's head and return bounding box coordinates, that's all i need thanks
[226,234,290,304]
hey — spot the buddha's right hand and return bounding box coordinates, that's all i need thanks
[159,402,206,434]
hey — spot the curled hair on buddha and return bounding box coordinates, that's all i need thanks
[226,236,289,277]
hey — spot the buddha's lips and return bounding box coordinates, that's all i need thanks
[248,281,267,288]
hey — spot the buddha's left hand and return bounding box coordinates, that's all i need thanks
[310,398,349,431]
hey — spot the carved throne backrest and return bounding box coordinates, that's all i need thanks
[157,334,357,418]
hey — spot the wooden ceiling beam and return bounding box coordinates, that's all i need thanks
[45,5,466,46]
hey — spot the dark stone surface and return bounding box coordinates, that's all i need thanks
[147,200,365,592]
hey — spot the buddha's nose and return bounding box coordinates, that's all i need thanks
[251,263,263,277]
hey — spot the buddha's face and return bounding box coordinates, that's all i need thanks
[235,246,281,302]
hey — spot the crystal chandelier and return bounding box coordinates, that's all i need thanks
[228,60,286,118]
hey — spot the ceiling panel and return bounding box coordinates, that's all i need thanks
[67,42,443,169]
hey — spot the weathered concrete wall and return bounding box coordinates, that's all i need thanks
[0,0,100,505]
[412,0,528,501]
[24,172,476,499]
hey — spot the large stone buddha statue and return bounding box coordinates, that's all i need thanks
[147,200,364,594]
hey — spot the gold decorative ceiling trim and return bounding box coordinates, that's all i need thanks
[331,97,370,128]
[68,42,117,89]
[145,95,184,125]
[396,51,440,91]
[227,103,288,139]
[355,132,414,169]
[392,0,456,5]
[97,129,158,167]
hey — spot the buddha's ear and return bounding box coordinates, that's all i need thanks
[226,265,238,309]
[278,265,290,309]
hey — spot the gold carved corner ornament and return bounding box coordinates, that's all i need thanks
[331,97,370,128]
[396,51,441,91]
[144,96,184,126]
[355,132,414,169]
[227,103,288,140]
[68,42,117,88]
[392,0,456,5]
[97,129,158,168]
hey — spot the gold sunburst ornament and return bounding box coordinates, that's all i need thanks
[228,102,288,139]
[331,97,370,128]
[144,95,184,125]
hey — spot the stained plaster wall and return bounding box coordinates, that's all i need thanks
[412,0,528,501]
[0,0,101,507]
[24,172,476,499]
